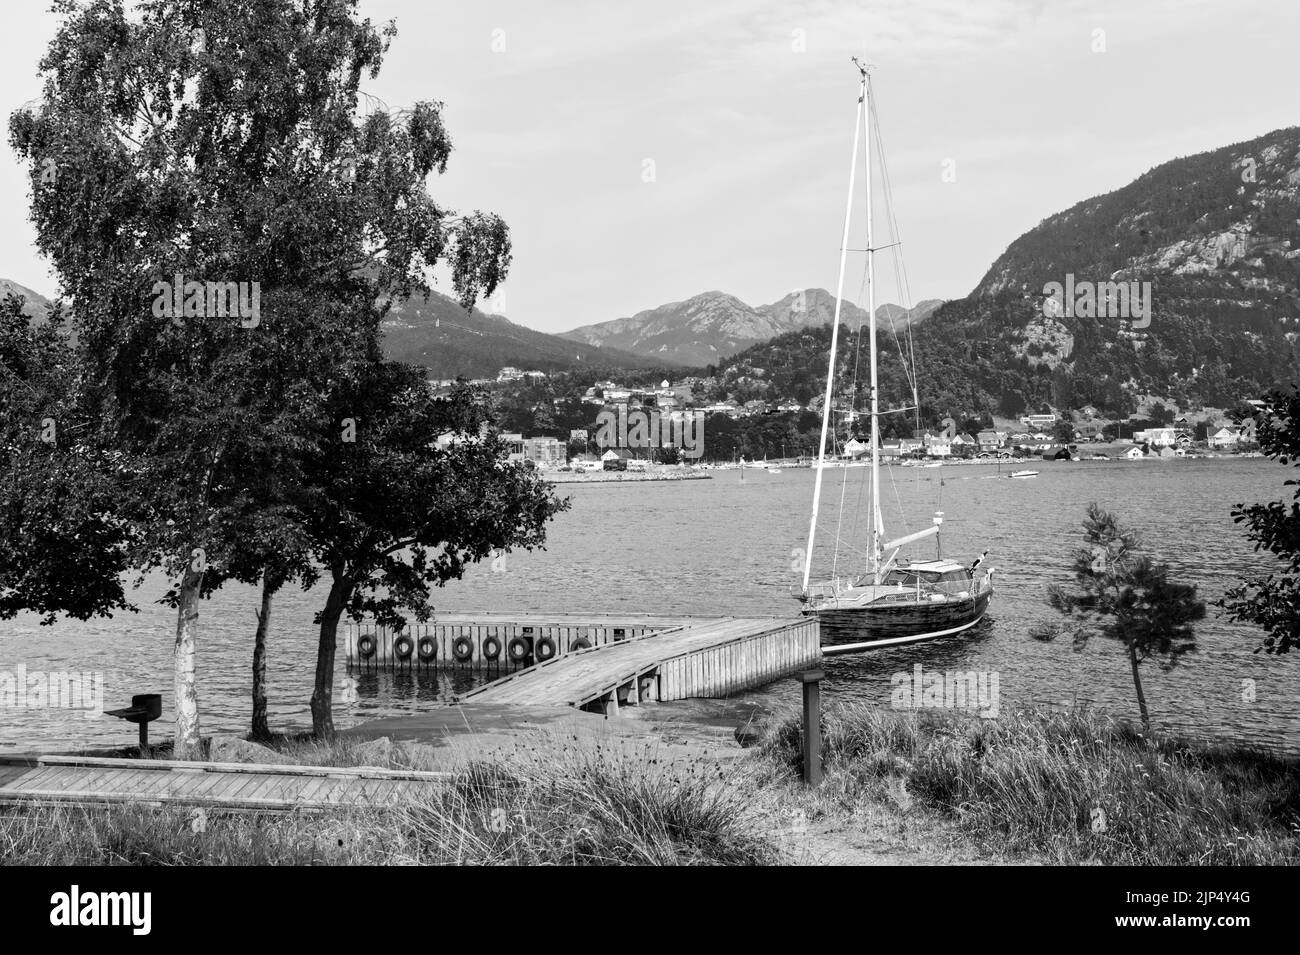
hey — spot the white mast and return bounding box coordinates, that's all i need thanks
[865,70,884,582]
[802,67,866,594]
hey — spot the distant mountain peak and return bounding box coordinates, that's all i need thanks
[560,290,943,367]
[379,288,665,378]
[0,279,54,321]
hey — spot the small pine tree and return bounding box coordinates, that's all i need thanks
[1037,503,1206,730]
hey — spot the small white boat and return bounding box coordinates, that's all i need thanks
[1010,470,1039,479]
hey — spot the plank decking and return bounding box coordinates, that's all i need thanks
[0,754,448,811]
[0,615,821,808]
[460,616,820,713]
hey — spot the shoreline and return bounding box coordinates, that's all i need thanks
[6,702,1295,866]
[544,470,712,483]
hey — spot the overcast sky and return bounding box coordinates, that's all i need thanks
[1,0,1296,333]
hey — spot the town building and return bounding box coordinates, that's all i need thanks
[522,436,563,468]
[1019,413,1058,429]
[1133,427,1177,447]
[842,438,869,459]
[1209,427,1240,448]
[922,432,952,457]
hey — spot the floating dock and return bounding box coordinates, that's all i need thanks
[348,613,700,671]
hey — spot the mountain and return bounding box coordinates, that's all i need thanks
[875,299,944,330]
[0,279,54,320]
[560,289,942,367]
[379,290,671,378]
[0,279,665,379]
[707,127,1300,421]
[914,126,1300,418]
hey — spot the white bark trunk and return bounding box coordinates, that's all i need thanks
[173,563,203,759]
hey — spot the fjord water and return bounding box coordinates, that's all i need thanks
[1,457,1296,753]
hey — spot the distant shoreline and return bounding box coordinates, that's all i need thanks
[545,470,712,484]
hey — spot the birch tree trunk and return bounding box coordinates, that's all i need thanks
[250,573,276,741]
[172,558,204,759]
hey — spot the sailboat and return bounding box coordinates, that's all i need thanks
[796,62,994,654]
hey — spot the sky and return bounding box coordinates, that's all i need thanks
[0,0,1297,333]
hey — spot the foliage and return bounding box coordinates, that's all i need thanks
[3,0,540,747]
[1039,504,1206,728]
[1219,385,1300,654]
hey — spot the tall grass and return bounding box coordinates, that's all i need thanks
[761,703,1300,865]
[0,740,779,866]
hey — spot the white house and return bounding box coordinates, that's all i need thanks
[1133,427,1177,447]
[1124,446,1146,459]
[1209,427,1240,448]
[842,438,870,459]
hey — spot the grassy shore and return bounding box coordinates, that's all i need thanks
[759,704,1300,865]
[2,706,1295,865]
[0,741,777,865]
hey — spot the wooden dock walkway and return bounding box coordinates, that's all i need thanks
[0,755,448,811]
[460,616,820,714]
[0,615,819,808]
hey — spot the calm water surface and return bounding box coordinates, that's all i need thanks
[2,457,1297,752]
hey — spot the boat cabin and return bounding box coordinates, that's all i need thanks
[887,559,971,587]
[879,560,978,596]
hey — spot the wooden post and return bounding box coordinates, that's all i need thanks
[796,669,824,786]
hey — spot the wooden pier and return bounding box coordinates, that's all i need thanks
[459,616,820,714]
[0,754,447,811]
[0,615,819,808]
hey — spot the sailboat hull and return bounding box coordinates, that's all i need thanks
[806,589,992,654]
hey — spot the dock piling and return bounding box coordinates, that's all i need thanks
[796,669,824,786]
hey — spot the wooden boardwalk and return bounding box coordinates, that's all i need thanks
[460,616,820,714]
[0,755,447,811]
[0,615,820,807]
